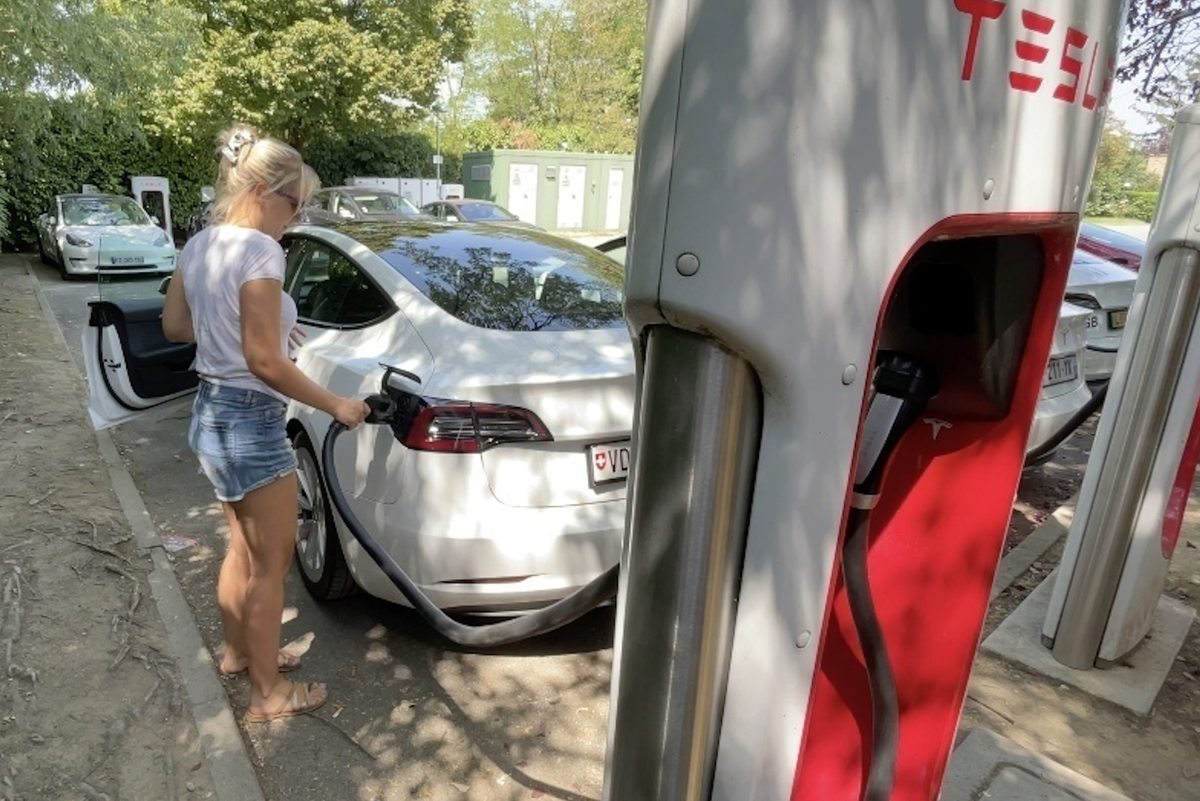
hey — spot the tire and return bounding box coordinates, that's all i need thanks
[292,431,359,600]
[37,236,50,265]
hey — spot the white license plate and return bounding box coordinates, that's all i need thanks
[588,440,631,485]
[1044,355,1079,388]
[109,255,145,265]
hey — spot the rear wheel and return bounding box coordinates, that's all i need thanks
[292,430,358,600]
[37,236,50,265]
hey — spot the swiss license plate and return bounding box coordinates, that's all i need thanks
[1108,309,1127,329]
[109,255,145,266]
[588,440,631,485]
[1044,355,1079,388]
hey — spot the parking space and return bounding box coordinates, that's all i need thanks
[23,253,615,801]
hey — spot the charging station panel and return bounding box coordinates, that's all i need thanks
[604,2,1129,800]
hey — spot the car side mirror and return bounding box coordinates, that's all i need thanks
[157,276,171,295]
[150,215,161,225]
[445,214,459,222]
[48,215,57,226]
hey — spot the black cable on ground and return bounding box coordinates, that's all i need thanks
[841,505,898,801]
[322,419,618,647]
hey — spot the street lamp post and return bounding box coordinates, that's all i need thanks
[431,104,444,200]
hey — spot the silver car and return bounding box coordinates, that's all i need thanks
[37,193,176,279]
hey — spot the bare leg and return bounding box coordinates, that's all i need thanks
[230,471,327,717]
[216,502,250,669]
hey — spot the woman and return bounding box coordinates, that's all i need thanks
[162,124,369,723]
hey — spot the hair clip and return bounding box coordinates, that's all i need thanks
[220,131,258,165]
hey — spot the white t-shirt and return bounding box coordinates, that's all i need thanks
[179,225,298,401]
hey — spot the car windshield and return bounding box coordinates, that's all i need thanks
[61,196,151,227]
[457,202,517,222]
[371,226,625,331]
[354,193,421,215]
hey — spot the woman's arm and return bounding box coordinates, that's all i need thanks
[161,268,195,343]
[240,279,369,427]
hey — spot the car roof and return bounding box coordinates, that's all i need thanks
[324,186,401,196]
[288,219,603,258]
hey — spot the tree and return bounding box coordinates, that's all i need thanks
[1086,119,1161,220]
[459,0,644,153]
[152,0,473,151]
[1119,1,1200,104]
[0,0,201,243]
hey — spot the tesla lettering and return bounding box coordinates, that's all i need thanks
[955,0,1113,111]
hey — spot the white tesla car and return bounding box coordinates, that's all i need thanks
[1066,248,1137,382]
[85,221,633,613]
[1025,302,1093,461]
[37,193,176,279]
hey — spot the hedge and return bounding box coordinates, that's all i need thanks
[0,100,446,250]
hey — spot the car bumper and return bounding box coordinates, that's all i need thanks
[1082,335,1121,381]
[1027,381,1093,457]
[337,494,626,613]
[62,246,176,277]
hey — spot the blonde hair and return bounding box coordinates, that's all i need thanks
[212,123,320,224]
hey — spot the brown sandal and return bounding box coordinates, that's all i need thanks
[243,681,327,724]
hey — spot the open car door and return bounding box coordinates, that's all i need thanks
[85,253,197,430]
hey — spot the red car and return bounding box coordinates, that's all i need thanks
[1076,222,1146,272]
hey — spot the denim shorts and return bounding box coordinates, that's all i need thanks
[188,381,297,502]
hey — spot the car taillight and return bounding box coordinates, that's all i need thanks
[1065,292,1102,311]
[400,400,553,453]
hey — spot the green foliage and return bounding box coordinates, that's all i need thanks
[152,0,473,150]
[2,98,211,248]
[459,0,642,154]
[306,132,437,186]
[1085,120,1161,221]
[1125,191,1160,222]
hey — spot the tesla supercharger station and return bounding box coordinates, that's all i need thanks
[130,175,174,243]
[603,2,1127,801]
[1043,104,1200,670]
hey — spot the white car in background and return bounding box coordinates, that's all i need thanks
[1026,302,1093,462]
[85,220,634,613]
[37,193,176,279]
[1066,248,1137,382]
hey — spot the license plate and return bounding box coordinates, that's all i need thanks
[588,440,631,485]
[1044,355,1079,388]
[1108,309,1127,329]
[109,255,145,265]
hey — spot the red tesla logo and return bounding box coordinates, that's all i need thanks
[954,0,1114,112]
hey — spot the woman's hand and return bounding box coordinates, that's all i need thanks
[333,397,371,430]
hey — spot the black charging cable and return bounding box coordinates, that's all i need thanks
[1023,379,1108,465]
[845,353,938,801]
[320,393,619,648]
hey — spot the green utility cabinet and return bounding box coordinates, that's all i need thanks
[460,150,635,232]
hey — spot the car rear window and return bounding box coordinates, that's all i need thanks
[375,226,626,331]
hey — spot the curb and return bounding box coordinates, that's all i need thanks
[990,498,1076,601]
[27,264,267,801]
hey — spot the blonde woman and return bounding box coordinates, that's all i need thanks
[163,124,369,723]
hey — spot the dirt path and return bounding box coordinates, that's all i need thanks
[0,260,217,800]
